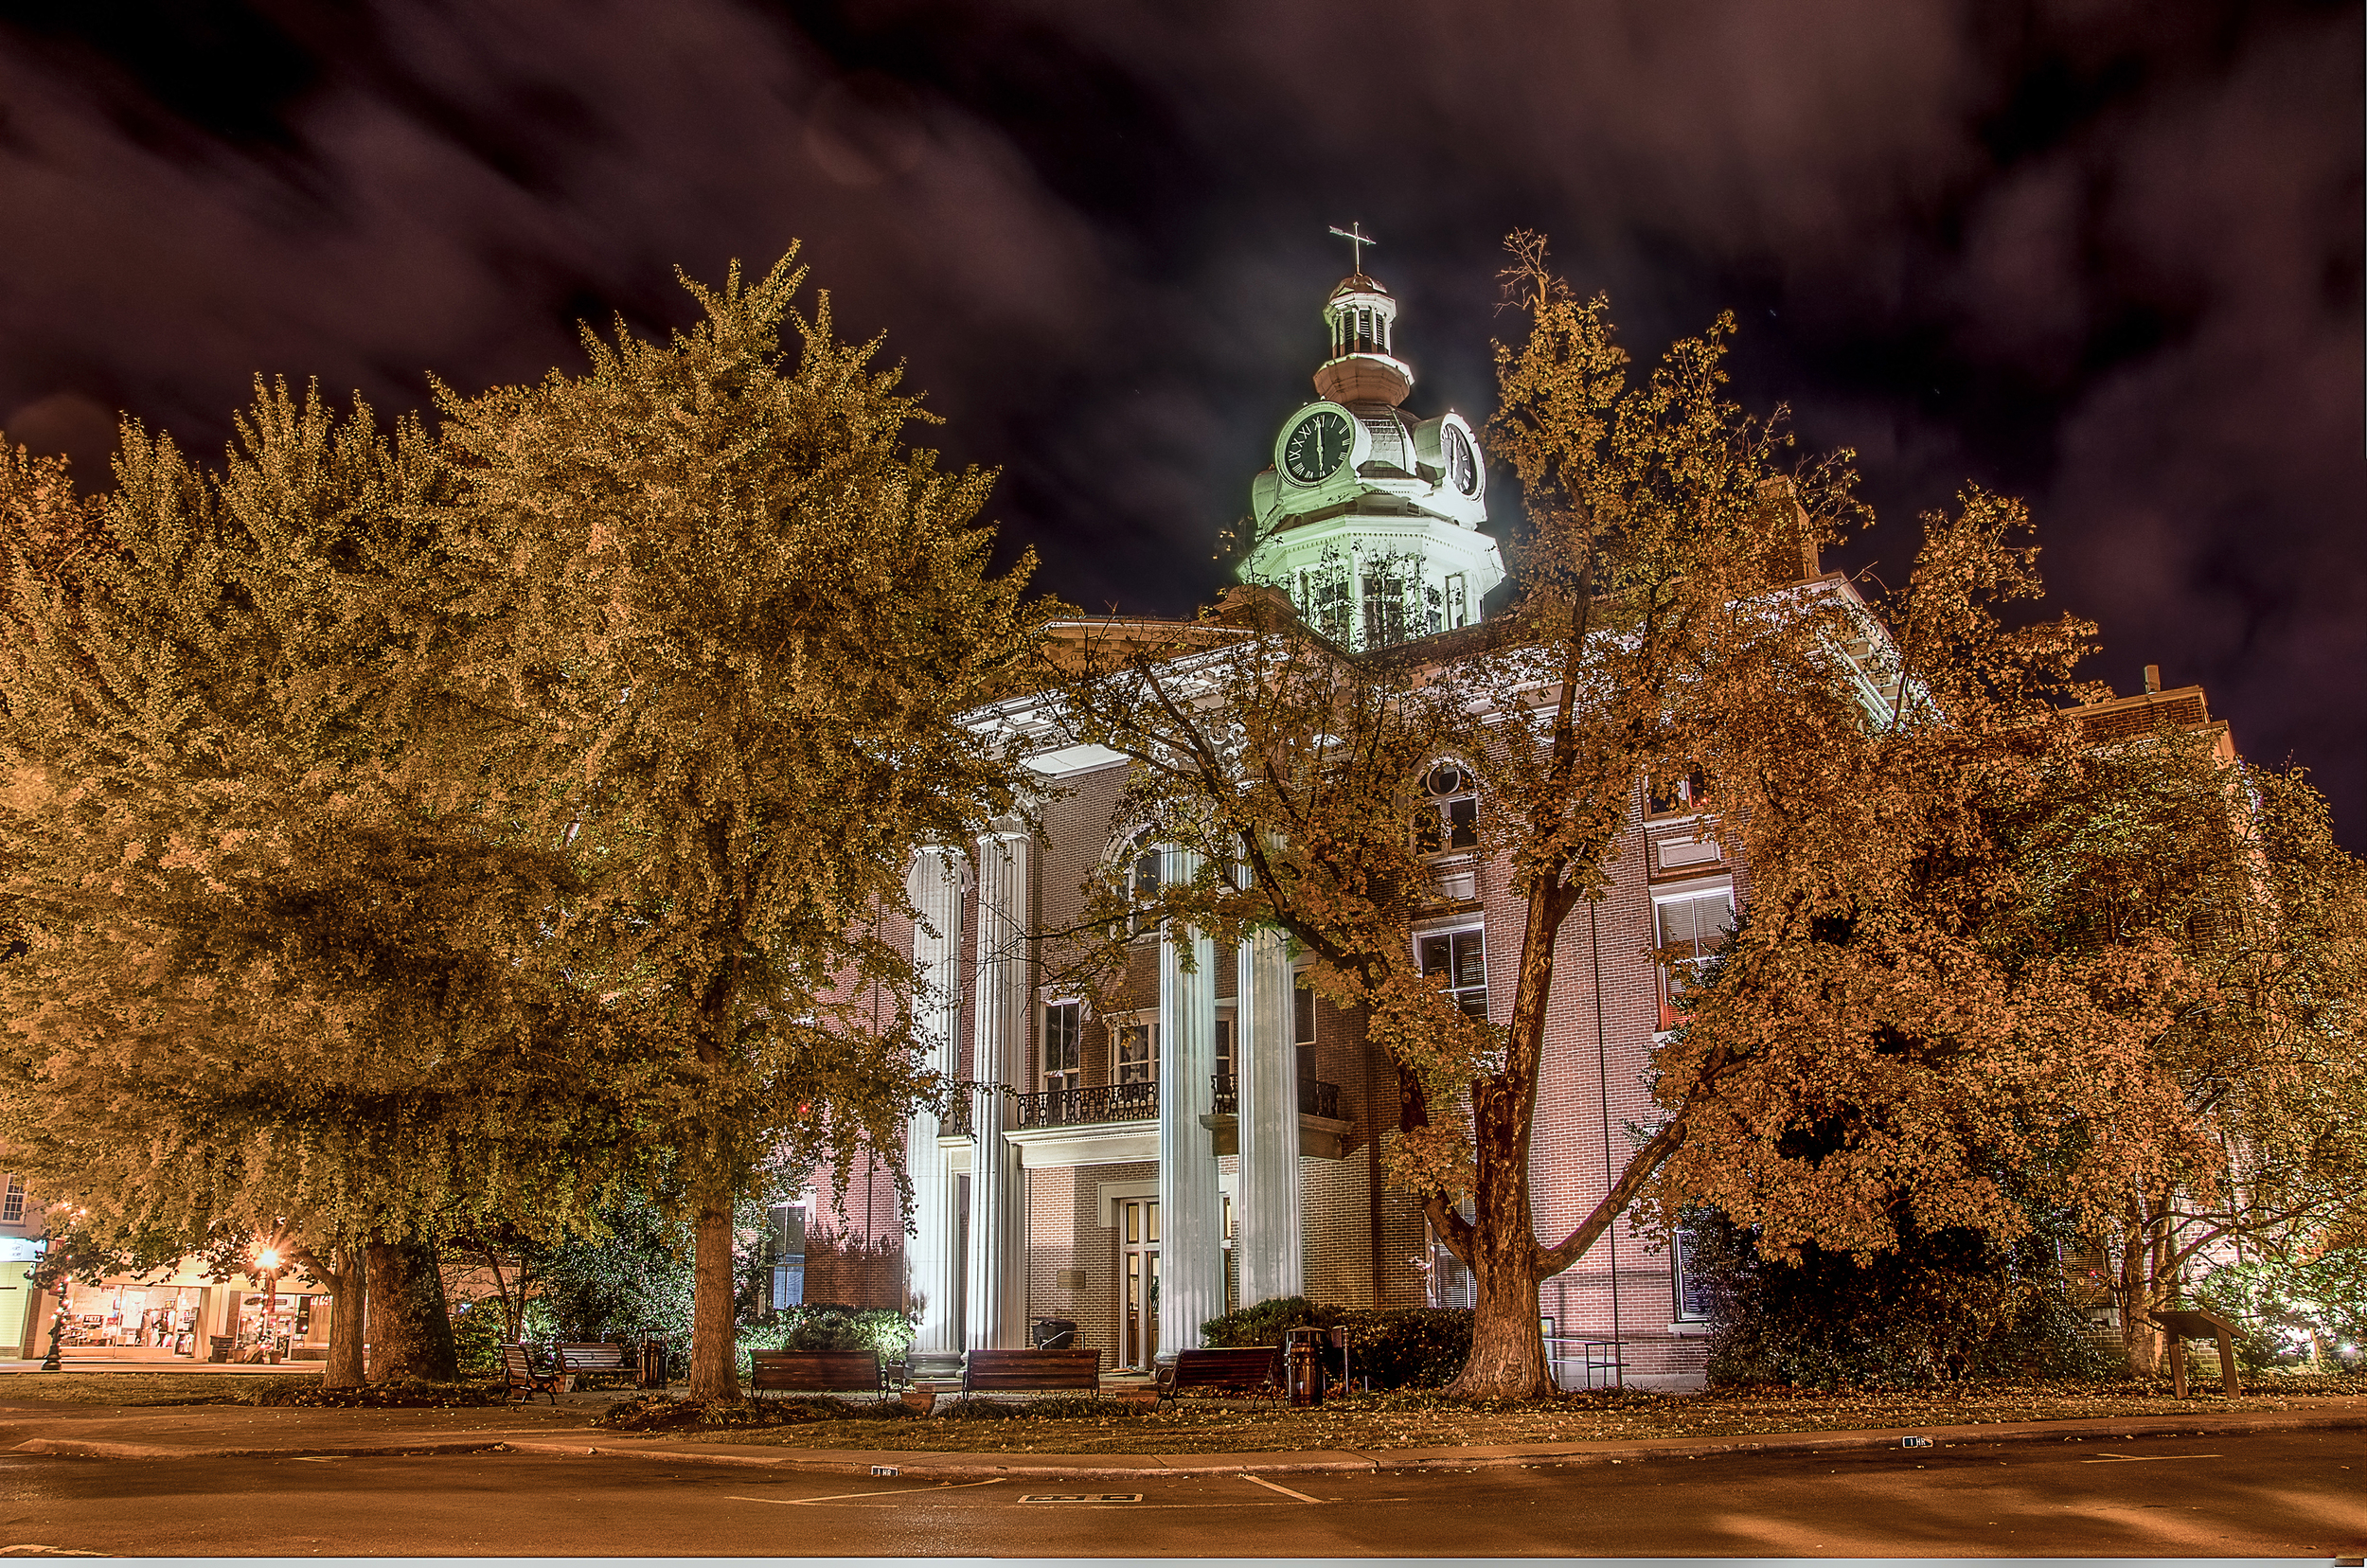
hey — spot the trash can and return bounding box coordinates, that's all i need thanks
[639,1340,667,1389]
[1286,1327,1326,1408]
[1032,1318,1077,1350]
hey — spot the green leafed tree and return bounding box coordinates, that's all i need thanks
[1989,723,2367,1373]
[436,250,1044,1399]
[0,389,638,1385]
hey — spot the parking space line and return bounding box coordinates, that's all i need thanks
[728,1478,1006,1506]
[1238,1472,1323,1504]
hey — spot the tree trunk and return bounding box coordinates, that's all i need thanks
[687,1191,740,1401]
[1450,1209,1551,1400]
[365,1238,459,1383]
[320,1245,367,1388]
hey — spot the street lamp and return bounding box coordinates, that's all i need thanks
[253,1245,285,1365]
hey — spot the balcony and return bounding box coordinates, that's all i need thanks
[1209,1074,1341,1120]
[1203,1074,1353,1159]
[1010,1080,1159,1129]
[937,1086,976,1139]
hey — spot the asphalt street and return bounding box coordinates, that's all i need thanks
[0,1426,2356,1558]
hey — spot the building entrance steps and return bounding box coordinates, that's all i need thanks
[0,1390,2355,1478]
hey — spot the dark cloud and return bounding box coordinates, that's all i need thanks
[1,0,2357,838]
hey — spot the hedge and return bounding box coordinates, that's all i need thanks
[1200,1296,1471,1388]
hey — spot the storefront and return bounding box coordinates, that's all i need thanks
[51,1280,211,1358]
[37,1262,336,1363]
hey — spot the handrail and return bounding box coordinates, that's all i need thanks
[1210,1074,1341,1120]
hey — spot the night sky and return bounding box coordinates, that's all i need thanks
[3,2,2360,842]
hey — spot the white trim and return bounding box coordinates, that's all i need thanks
[1095,1173,1237,1228]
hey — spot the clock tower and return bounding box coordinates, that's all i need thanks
[1240,237,1505,650]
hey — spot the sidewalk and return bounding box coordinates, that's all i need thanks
[1,1392,2358,1479]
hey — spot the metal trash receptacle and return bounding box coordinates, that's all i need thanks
[1286,1327,1326,1407]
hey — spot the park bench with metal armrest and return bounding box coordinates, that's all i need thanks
[502,1345,561,1406]
[1154,1346,1283,1406]
[961,1347,1101,1396]
[748,1349,883,1399]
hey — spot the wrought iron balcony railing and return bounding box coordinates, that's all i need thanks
[1210,1074,1341,1120]
[1009,1079,1158,1129]
[937,1087,975,1138]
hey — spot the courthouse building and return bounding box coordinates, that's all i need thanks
[798,255,1911,1392]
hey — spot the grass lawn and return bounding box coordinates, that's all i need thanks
[0,1371,323,1406]
[611,1371,2367,1455]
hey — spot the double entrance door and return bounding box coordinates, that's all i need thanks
[1118,1198,1159,1369]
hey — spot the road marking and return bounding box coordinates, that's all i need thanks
[1018,1494,1142,1504]
[728,1478,1006,1506]
[2080,1454,2223,1463]
[1237,1473,1323,1504]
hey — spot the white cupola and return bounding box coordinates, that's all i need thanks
[1237,229,1506,652]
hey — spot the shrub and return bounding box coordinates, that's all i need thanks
[735,1304,917,1376]
[1688,1208,2118,1391]
[1200,1296,1473,1389]
[449,1298,508,1379]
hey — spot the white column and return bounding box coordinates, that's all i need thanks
[966,825,1030,1350]
[903,848,967,1353]
[1157,847,1223,1357]
[1235,928,1303,1303]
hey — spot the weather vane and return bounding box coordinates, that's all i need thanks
[1327,222,1377,276]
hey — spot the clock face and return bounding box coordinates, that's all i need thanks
[1283,409,1354,484]
[1444,423,1480,497]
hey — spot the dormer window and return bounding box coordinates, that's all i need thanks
[1415,763,1480,854]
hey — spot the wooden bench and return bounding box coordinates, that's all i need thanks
[502,1345,561,1405]
[961,1347,1101,1397]
[749,1349,882,1399]
[554,1342,636,1389]
[1154,1346,1282,1406]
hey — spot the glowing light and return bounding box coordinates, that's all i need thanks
[256,1247,281,1269]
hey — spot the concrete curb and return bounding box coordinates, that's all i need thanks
[11,1436,515,1462]
[482,1406,2367,1481]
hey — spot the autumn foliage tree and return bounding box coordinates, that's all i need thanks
[436,251,1042,1399]
[1046,235,2160,1399]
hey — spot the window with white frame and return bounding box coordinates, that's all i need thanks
[767,1203,807,1310]
[1417,927,1488,1020]
[1213,1012,1235,1089]
[1,1175,22,1225]
[1654,883,1735,1028]
[1042,1001,1082,1093]
[1125,830,1164,937]
[1414,762,1479,854]
[1672,1227,1715,1322]
[1644,768,1708,818]
[1113,1019,1156,1085]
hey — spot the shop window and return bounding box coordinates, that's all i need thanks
[1417,927,1488,1020]
[1415,762,1479,854]
[1042,1001,1082,1093]
[1113,1020,1155,1085]
[1655,885,1735,1029]
[1,1175,22,1224]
